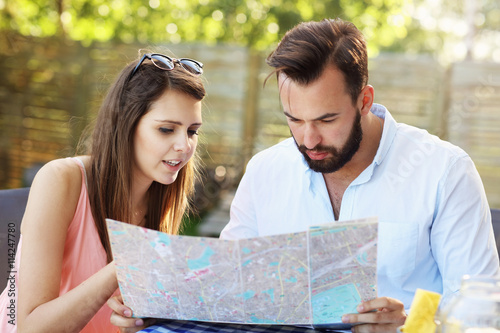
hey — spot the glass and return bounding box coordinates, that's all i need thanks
[435,275,500,333]
[129,53,203,79]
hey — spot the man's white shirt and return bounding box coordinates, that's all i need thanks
[221,104,500,309]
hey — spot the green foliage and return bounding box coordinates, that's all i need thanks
[1,0,497,57]
[1,0,415,52]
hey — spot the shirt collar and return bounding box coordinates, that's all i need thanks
[371,103,397,167]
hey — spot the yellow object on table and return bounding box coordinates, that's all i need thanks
[401,288,442,333]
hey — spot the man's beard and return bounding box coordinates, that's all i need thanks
[295,111,363,173]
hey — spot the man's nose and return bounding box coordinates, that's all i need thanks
[303,123,321,150]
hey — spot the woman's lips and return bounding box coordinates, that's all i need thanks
[163,160,182,170]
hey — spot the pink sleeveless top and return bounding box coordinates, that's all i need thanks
[0,157,117,332]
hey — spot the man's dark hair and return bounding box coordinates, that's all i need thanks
[266,18,368,104]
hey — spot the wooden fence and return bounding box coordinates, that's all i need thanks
[1,33,499,208]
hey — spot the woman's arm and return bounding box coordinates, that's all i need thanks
[17,158,118,332]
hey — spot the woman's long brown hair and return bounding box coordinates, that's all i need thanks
[84,55,206,262]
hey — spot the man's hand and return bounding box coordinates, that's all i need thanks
[341,297,407,333]
[108,295,156,333]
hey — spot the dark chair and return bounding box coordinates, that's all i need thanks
[0,187,30,284]
[491,208,500,260]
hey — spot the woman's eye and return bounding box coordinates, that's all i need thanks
[159,127,173,134]
[188,129,199,136]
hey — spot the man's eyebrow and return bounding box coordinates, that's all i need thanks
[283,112,339,121]
[283,111,298,120]
[313,113,339,121]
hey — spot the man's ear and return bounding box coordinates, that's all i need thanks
[358,85,374,115]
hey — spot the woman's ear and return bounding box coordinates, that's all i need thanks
[358,85,374,115]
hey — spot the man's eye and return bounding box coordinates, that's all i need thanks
[159,128,173,133]
[321,119,335,123]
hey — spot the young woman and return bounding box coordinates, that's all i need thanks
[0,52,205,332]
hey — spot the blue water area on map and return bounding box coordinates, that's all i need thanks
[125,273,137,287]
[187,246,215,270]
[285,277,298,283]
[310,226,347,237]
[112,230,126,235]
[241,247,252,254]
[311,283,361,324]
[357,252,370,265]
[269,262,279,266]
[157,232,171,245]
[328,226,347,233]
[262,288,275,303]
[237,290,255,300]
[242,259,251,267]
[156,281,165,290]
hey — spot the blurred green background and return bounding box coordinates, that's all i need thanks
[0,0,499,235]
[2,0,499,58]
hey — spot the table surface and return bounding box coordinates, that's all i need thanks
[138,320,350,333]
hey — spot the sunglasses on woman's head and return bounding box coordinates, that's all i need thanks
[129,53,203,80]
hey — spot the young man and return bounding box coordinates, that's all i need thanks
[220,18,499,332]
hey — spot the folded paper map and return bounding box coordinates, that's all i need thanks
[107,217,378,328]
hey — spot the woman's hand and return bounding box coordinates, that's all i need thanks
[341,297,406,333]
[108,295,156,333]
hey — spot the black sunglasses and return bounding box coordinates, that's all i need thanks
[129,53,203,79]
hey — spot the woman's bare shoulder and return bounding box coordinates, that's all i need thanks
[35,158,83,186]
[20,157,88,233]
